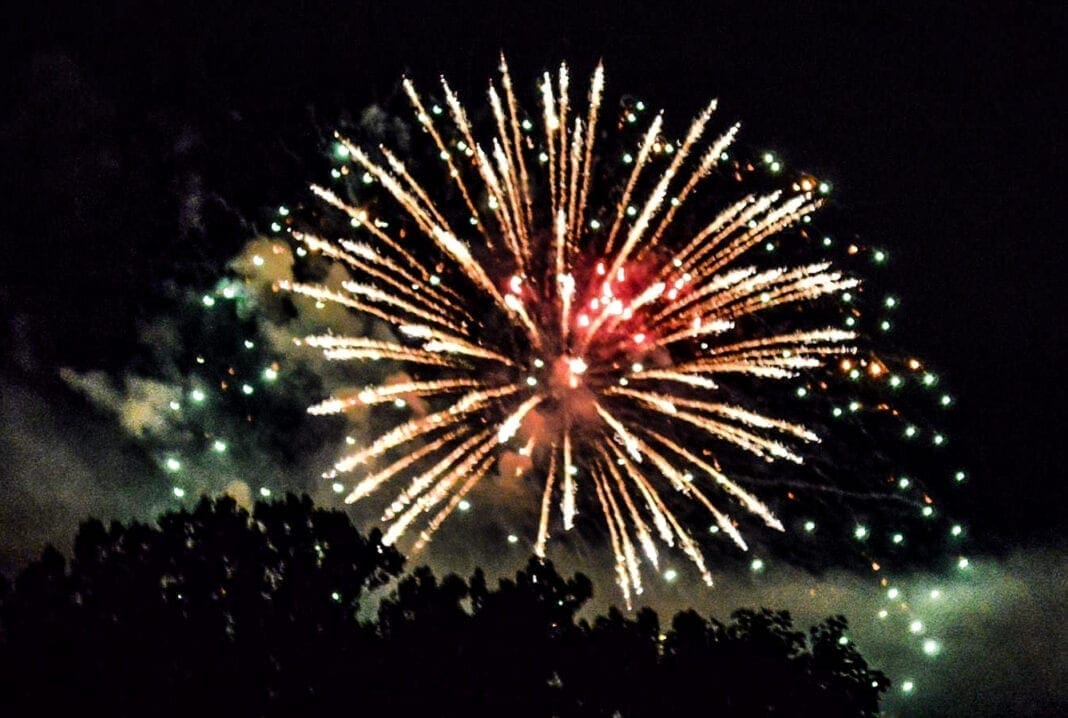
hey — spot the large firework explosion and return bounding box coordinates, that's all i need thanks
[278,59,953,606]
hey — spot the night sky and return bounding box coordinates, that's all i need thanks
[1,2,1064,715]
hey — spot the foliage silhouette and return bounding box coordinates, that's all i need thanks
[0,494,887,717]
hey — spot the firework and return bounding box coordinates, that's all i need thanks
[283,59,861,606]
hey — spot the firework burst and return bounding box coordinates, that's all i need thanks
[282,59,861,606]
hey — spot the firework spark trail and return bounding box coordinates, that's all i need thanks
[561,431,577,530]
[534,446,558,558]
[599,451,660,569]
[291,61,863,593]
[592,462,643,598]
[292,230,461,322]
[308,185,469,310]
[402,79,498,255]
[343,427,470,502]
[637,426,780,534]
[604,437,715,586]
[382,429,494,522]
[413,453,497,553]
[602,100,717,283]
[302,335,467,369]
[574,63,603,241]
[591,462,639,608]
[382,431,499,546]
[641,122,739,257]
[497,57,536,229]
[329,386,518,471]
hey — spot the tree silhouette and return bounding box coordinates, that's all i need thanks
[0,494,887,717]
[0,494,404,716]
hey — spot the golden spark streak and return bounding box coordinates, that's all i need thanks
[439,79,523,263]
[332,385,518,473]
[566,118,583,251]
[344,427,470,503]
[413,454,497,553]
[497,56,535,229]
[377,145,454,236]
[650,269,856,349]
[293,231,462,323]
[627,371,720,390]
[642,123,738,257]
[601,441,674,546]
[341,280,468,335]
[618,439,719,585]
[383,432,498,546]
[487,126,532,269]
[604,440,713,586]
[382,429,494,522]
[592,462,643,597]
[598,449,659,568]
[594,402,644,463]
[558,271,575,343]
[608,385,807,463]
[562,430,577,530]
[705,197,822,276]
[642,329,856,380]
[302,335,466,369]
[540,72,560,220]
[534,447,558,559]
[401,79,489,247]
[354,378,489,406]
[610,386,818,443]
[603,113,664,256]
[574,62,604,241]
[481,137,526,271]
[556,65,571,232]
[344,143,541,346]
[644,339,856,381]
[591,463,635,609]
[664,193,780,278]
[497,394,544,444]
[639,427,781,533]
[413,328,518,367]
[307,187,471,311]
[554,209,568,298]
[280,281,400,329]
[604,100,717,281]
[649,266,756,324]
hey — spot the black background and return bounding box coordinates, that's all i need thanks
[1,1,1063,546]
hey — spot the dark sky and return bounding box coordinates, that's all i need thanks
[0,2,1065,714]
[3,0,1063,539]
